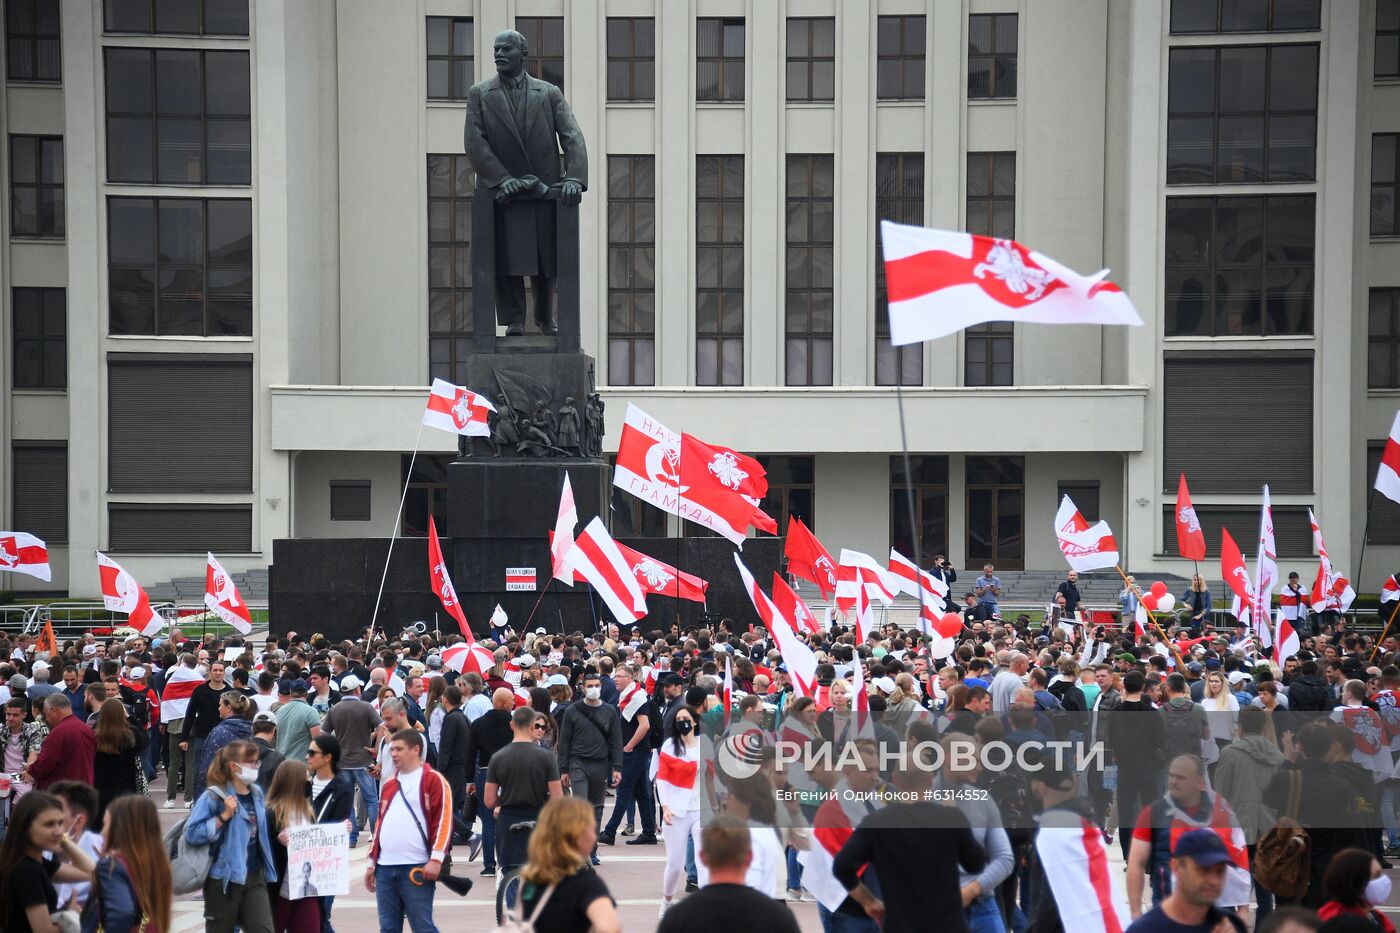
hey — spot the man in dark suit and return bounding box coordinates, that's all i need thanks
[463,29,588,336]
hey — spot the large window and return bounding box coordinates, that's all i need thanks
[108,197,253,336]
[1167,44,1317,184]
[428,154,473,385]
[875,153,923,386]
[108,354,253,493]
[786,17,834,102]
[890,456,948,564]
[785,155,833,386]
[965,152,1016,387]
[515,16,564,93]
[1374,135,1400,237]
[1370,289,1400,389]
[5,0,60,82]
[12,445,65,545]
[968,14,1017,99]
[1162,354,1312,493]
[109,505,250,552]
[876,15,925,100]
[1170,0,1320,33]
[426,17,473,100]
[403,455,449,537]
[1382,0,1400,79]
[696,155,743,386]
[104,0,248,35]
[758,456,814,537]
[1165,195,1314,337]
[606,17,654,101]
[607,156,655,386]
[12,287,64,389]
[104,48,252,185]
[697,17,744,102]
[9,135,63,237]
[1058,481,1100,522]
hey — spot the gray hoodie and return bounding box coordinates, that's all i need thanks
[1211,733,1284,841]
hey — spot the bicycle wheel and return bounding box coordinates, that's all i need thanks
[495,868,525,926]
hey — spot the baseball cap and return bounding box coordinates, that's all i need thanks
[8,675,26,691]
[340,674,363,691]
[872,676,896,694]
[1187,661,1204,674]
[82,645,97,657]
[1227,671,1250,686]
[253,711,276,724]
[277,680,293,696]
[1205,658,1221,670]
[545,674,570,687]
[1172,828,1234,866]
[425,655,443,669]
[535,627,547,635]
[129,666,147,680]
[519,654,536,667]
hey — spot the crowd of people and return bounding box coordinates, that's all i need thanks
[0,577,1393,933]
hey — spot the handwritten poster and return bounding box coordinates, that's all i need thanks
[286,823,350,898]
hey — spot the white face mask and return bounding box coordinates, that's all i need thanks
[584,687,601,701]
[1367,874,1392,905]
[236,764,260,784]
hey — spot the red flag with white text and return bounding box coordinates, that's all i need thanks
[772,573,821,635]
[785,516,837,599]
[204,553,252,634]
[96,552,163,636]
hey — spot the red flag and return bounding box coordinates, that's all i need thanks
[204,553,253,634]
[613,540,709,604]
[784,516,837,599]
[96,552,163,636]
[428,516,470,636]
[1220,529,1254,619]
[0,531,50,582]
[772,573,821,635]
[1174,473,1206,561]
[677,433,767,543]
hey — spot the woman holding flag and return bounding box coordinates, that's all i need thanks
[656,705,708,919]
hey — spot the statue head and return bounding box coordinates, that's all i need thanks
[565,396,574,404]
[493,30,528,79]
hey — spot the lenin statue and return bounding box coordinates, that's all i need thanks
[463,30,589,336]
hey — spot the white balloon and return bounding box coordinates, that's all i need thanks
[928,636,957,660]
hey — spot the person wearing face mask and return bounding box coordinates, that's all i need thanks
[555,673,622,868]
[656,706,705,919]
[185,740,278,933]
[1316,848,1396,932]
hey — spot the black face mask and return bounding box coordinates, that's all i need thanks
[675,720,694,736]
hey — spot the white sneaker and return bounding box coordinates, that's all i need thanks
[658,900,672,919]
[785,888,802,902]
[164,800,177,809]
[800,889,816,902]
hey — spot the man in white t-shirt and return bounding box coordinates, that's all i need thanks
[365,730,453,933]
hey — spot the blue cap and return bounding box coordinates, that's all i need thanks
[1172,829,1233,866]
[290,677,310,694]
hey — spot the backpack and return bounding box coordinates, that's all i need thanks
[1255,770,1310,898]
[120,685,149,729]
[163,791,223,895]
[984,767,1036,848]
[491,880,557,933]
[1161,699,1203,761]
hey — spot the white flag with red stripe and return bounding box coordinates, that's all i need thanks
[0,532,50,582]
[552,473,579,585]
[204,553,252,634]
[772,573,822,635]
[734,554,818,697]
[849,650,875,740]
[1385,575,1400,605]
[422,378,495,437]
[1032,810,1127,933]
[888,548,948,635]
[1055,496,1120,572]
[442,640,495,675]
[854,585,875,643]
[159,664,206,723]
[96,552,163,636]
[1274,607,1300,668]
[619,682,649,722]
[835,550,898,613]
[1377,410,1400,505]
[1254,486,1279,646]
[1308,510,1355,614]
[560,517,647,624]
[879,221,1143,346]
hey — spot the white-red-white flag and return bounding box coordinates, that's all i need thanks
[835,549,899,613]
[0,532,50,582]
[204,553,252,634]
[552,473,579,585]
[888,548,948,635]
[879,221,1143,346]
[619,681,649,722]
[849,649,875,740]
[1032,811,1127,933]
[560,517,648,624]
[159,664,206,723]
[854,585,875,643]
[96,552,163,636]
[1308,510,1355,615]
[772,573,822,635]
[1377,411,1400,505]
[1221,530,1265,648]
[1254,486,1278,645]
[1055,496,1120,572]
[734,554,818,697]
[422,378,495,437]
[1275,607,1301,667]
[1384,575,1400,605]
[428,516,470,637]
[654,748,699,812]
[442,640,494,675]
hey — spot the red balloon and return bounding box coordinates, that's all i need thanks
[1149,581,1168,600]
[934,612,964,639]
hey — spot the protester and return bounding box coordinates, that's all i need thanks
[657,705,706,918]
[184,661,236,787]
[1316,847,1395,932]
[659,816,800,933]
[276,681,322,764]
[252,714,286,790]
[0,791,98,933]
[556,672,623,866]
[306,734,354,933]
[516,796,621,933]
[266,759,322,933]
[50,781,102,912]
[186,739,278,933]
[1125,829,1248,933]
[318,674,379,848]
[26,694,95,789]
[91,696,149,823]
[195,691,255,797]
[365,729,453,933]
[89,795,173,933]
[598,665,656,847]
[485,706,564,874]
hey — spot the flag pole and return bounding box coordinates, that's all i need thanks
[1371,597,1400,662]
[523,578,555,631]
[893,380,922,571]
[1113,563,1180,661]
[1358,485,1375,594]
[368,418,426,646]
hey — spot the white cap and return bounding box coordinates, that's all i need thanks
[546,674,570,687]
[340,674,363,691]
[129,666,148,680]
[1227,671,1250,685]
[872,676,897,694]
[519,654,536,667]
[82,645,97,656]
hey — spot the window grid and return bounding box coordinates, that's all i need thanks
[697,17,744,102]
[608,155,656,387]
[428,154,474,386]
[5,0,60,81]
[606,17,654,101]
[785,155,834,386]
[1169,0,1321,34]
[515,16,565,93]
[1166,44,1318,185]
[12,287,65,389]
[8,134,63,237]
[964,152,1016,387]
[968,13,1017,99]
[785,17,834,102]
[876,15,926,100]
[1374,134,1400,237]
[1382,0,1400,79]
[103,0,249,36]
[875,153,924,386]
[696,155,744,386]
[1164,195,1315,337]
[108,197,254,337]
[1371,289,1400,389]
[426,17,474,100]
[965,322,1014,387]
[103,48,252,185]
[757,456,815,538]
[890,456,949,563]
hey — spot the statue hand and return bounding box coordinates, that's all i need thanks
[558,179,583,206]
[496,176,528,201]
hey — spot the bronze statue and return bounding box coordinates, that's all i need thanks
[557,396,581,455]
[463,30,588,337]
[489,394,520,458]
[585,393,605,458]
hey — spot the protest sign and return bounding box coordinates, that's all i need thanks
[287,822,350,898]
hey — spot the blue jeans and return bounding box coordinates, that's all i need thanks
[967,896,1007,933]
[818,903,878,933]
[603,748,655,836]
[476,767,497,869]
[344,768,378,846]
[786,845,804,890]
[685,834,697,885]
[374,864,438,933]
[1382,781,1400,849]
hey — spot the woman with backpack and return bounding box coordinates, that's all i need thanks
[516,797,620,933]
[83,795,172,933]
[1317,847,1396,932]
[265,760,321,933]
[92,697,149,824]
[185,739,278,933]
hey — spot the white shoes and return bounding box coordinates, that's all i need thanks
[785,888,802,902]
[164,800,178,809]
[658,900,672,919]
